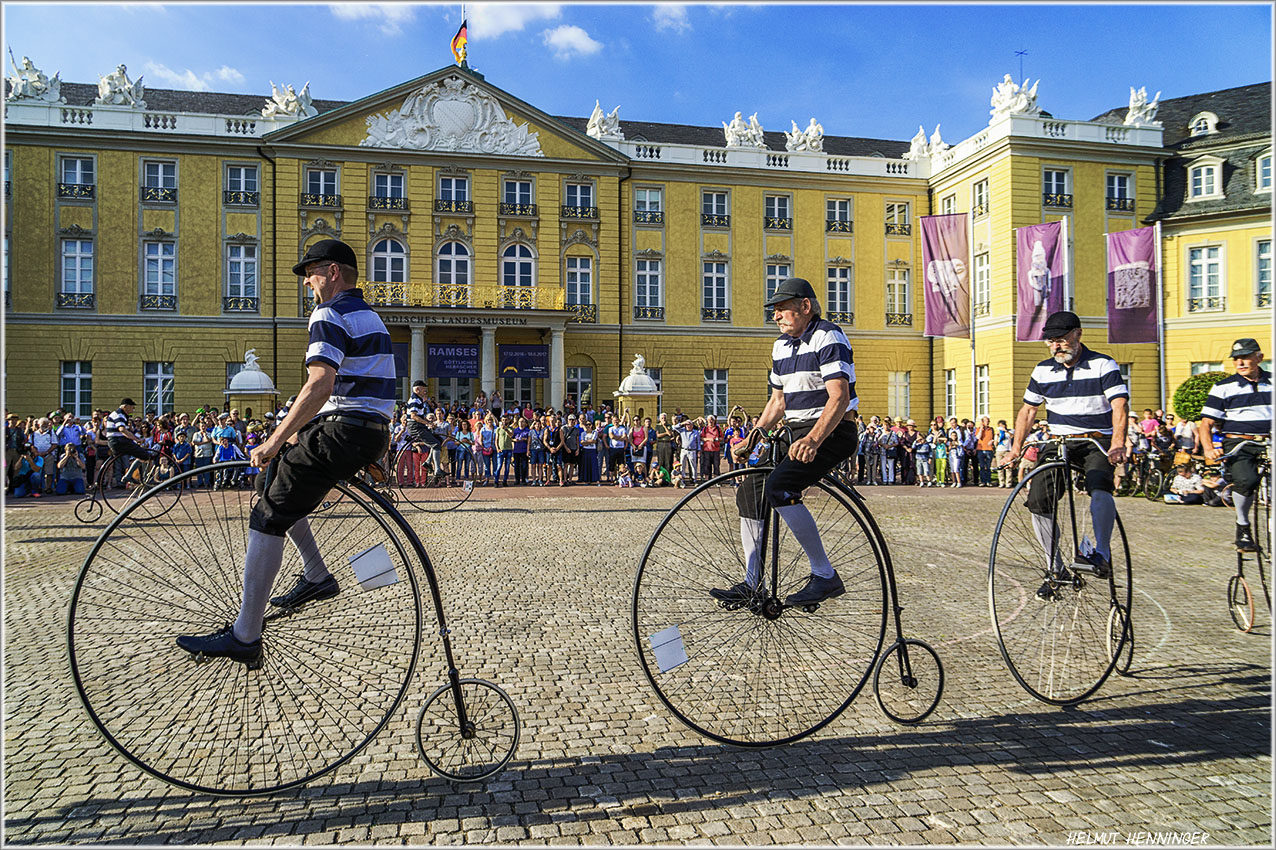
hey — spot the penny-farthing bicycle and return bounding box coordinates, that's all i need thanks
[989,436,1134,705]
[632,424,944,746]
[67,458,519,795]
[1218,440,1270,632]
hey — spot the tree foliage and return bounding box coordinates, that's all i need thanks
[1172,371,1228,421]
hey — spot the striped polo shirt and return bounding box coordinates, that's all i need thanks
[1201,370,1272,436]
[1023,344,1129,435]
[768,317,858,422]
[104,407,132,440]
[306,288,396,423]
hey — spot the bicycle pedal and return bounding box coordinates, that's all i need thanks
[800,603,820,613]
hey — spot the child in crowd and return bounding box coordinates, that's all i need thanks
[213,435,243,489]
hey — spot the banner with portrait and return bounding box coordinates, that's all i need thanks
[921,213,971,339]
[1015,220,1068,341]
[1106,226,1158,344]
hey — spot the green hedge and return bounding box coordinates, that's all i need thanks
[1172,371,1228,421]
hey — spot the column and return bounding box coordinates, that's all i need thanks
[549,327,565,411]
[409,326,426,386]
[480,325,497,395]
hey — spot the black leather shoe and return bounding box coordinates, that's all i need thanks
[1236,524,1259,553]
[176,624,262,665]
[710,581,760,604]
[784,572,845,607]
[1036,580,1057,601]
[270,573,340,609]
[1071,550,1111,578]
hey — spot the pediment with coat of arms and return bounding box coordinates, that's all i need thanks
[361,74,543,156]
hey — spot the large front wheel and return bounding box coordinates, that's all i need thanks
[632,467,887,747]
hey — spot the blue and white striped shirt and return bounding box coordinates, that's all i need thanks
[405,394,428,424]
[1201,370,1271,436]
[306,289,396,423]
[768,317,858,422]
[104,407,132,440]
[1024,345,1129,435]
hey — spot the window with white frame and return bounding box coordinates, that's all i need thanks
[61,239,93,294]
[826,266,852,317]
[765,263,791,308]
[702,191,728,216]
[61,156,94,185]
[566,367,593,407]
[307,168,336,196]
[636,258,662,307]
[1257,239,1272,306]
[976,365,990,418]
[440,175,468,201]
[1188,245,1222,310]
[226,244,258,298]
[1257,154,1272,192]
[1189,163,1220,199]
[888,372,910,419]
[437,378,472,407]
[944,369,957,419]
[503,179,532,205]
[703,261,728,310]
[143,361,175,416]
[635,187,662,211]
[373,172,404,198]
[502,244,534,289]
[3,150,10,185]
[973,252,991,312]
[886,268,910,315]
[1043,169,1068,195]
[646,367,662,404]
[565,182,593,208]
[1118,363,1132,390]
[503,377,535,408]
[226,362,243,390]
[1191,362,1223,376]
[1107,173,1131,199]
[827,198,851,223]
[227,165,258,192]
[765,194,790,225]
[143,241,176,296]
[371,238,406,282]
[1189,112,1218,136]
[704,369,728,417]
[61,361,92,417]
[972,179,989,214]
[566,256,592,305]
[143,160,176,189]
[939,194,956,215]
[885,202,910,224]
[437,242,470,287]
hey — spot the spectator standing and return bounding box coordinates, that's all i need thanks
[543,415,563,485]
[511,417,530,486]
[994,420,1014,487]
[975,415,995,486]
[931,425,948,488]
[913,425,933,486]
[899,420,918,485]
[878,418,899,484]
[700,415,723,479]
[171,430,193,480]
[580,416,599,484]
[654,413,676,477]
[946,418,964,487]
[675,416,698,485]
[29,418,58,494]
[528,416,545,485]
[191,421,214,486]
[495,416,514,487]
[562,414,582,485]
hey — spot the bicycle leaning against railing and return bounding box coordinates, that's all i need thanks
[632,423,944,747]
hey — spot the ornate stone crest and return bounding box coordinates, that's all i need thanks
[362,75,543,156]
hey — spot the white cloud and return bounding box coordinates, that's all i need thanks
[652,5,691,33]
[329,4,416,36]
[542,24,602,59]
[142,62,245,92]
[468,4,561,39]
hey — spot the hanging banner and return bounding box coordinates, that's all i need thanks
[921,213,971,339]
[427,343,478,378]
[1107,225,1158,344]
[499,344,548,378]
[1015,220,1068,340]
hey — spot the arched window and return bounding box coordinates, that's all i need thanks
[502,244,534,288]
[371,238,406,282]
[436,241,470,286]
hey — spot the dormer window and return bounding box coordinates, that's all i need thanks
[1256,152,1272,193]
[1188,111,1219,137]
[1187,155,1225,201]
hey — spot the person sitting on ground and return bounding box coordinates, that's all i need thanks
[1164,463,1205,504]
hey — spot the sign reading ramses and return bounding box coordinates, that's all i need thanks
[427,344,479,378]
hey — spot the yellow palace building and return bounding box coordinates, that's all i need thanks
[2,60,1270,420]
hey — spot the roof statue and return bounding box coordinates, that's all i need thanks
[616,353,660,397]
[901,124,947,160]
[262,81,318,119]
[1124,86,1161,126]
[724,110,766,148]
[989,73,1040,122]
[586,100,624,141]
[95,63,146,109]
[784,117,824,152]
[226,348,278,395]
[927,124,948,156]
[6,53,64,103]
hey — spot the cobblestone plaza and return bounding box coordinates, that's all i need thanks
[3,486,1272,845]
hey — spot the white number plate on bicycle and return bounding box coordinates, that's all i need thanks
[649,626,689,673]
[349,543,399,591]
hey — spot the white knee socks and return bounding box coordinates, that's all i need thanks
[1234,489,1254,527]
[774,503,835,578]
[233,530,287,644]
[1031,512,1065,570]
[740,518,763,586]
[287,518,330,583]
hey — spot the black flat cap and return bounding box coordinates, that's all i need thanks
[1230,338,1261,357]
[293,239,358,276]
[1040,310,1081,339]
[764,277,818,308]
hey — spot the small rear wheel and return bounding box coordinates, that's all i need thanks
[1107,603,1134,676]
[873,639,944,724]
[415,679,520,782]
[74,497,103,524]
[1228,575,1255,633]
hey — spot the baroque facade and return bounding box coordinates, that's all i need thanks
[3,62,1271,420]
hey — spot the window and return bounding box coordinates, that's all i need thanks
[502,244,534,289]
[1188,245,1222,310]
[1258,239,1272,307]
[437,378,472,407]
[436,242,470,288]
[940,194,956,215]
[143,361,175,416]
[1118,363,1131,390]
[1189,112,1218,137]
[646,367,663,413]
[566,256,592,305]
[565,182,593,208]
[704,369,728,417]
[1258,154,1273,192]
[702,261,729,312]
[976,365,990,418]
[826,266,852,320]
[61,361,92,417]
[765,195,791,228]
[885,202,910,224]
[827,198,852,222]
[226,244,258,298]
[566,367,593,408]
[888,372,910,419]
[886,268,910,317]
[973,252,991,315]
[503,377,536,408]
[1191,362,1223,376]
[503,179,532,205]
[1189,165,1218,198]
[61,157,94,185]
[227,165,258,192]
[143,241,176,296]
[373,172,404,198]
[440,175,469,201]
[635,187,662,211]
[371,239,406,282]
[3,150,9,185]
[766,263,791,310]
[225,362,245,390]
[702,191,728,216]
[143,161,176,188]
[307,169,337,196]
[636,258,662,307]
[972,180,989,215]
[61,239,93,294]
[1043,170,1068,195]
[1107,173,1130,199]
[945,369,957,419]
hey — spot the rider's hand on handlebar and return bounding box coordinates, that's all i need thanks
[789,435,819,464]
[1107,442,1127,465]
[1203,444,1221,464]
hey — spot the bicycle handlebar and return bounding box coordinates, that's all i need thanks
[994,435,1116,470]
[1216,439,1269,462]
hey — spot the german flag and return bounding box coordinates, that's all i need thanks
[450,19,468,65]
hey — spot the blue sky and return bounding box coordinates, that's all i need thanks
[4,2,1271,144]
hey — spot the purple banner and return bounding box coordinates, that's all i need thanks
[921,214,970,339]
[1016,220,1067,341]
[1107,226,1158,344]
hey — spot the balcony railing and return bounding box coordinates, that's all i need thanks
[886,312,913,327]
[369,195,409,211]
[567,303,597,323]
[301,193,342,208]
[827,310,854,325]
[499,202,537,216]
[434,199,473,213]
[223,296,259,312]
[701,307,731,322]
[972,202,990,217]
[634,210,664,225]
[224,190,259,206]
[140,186,177,203]
[973,301,991,318]
[561,205,598,219]
[885,222,912,236]
[56,291,95,308]
[826,219,853,233]
[1259,291,1272,309]
[1187,296,1225,313]
[765,216,792,230]
[701,213,730,228]
[1043,193,1073,208]
[361,281,567,311]
[1106,196,1135,212]
[634,305,665,320]
[141,293,177,310]
[58,182,95,200]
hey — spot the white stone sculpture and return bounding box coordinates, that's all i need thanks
[746,112,766,147]
[95,63,146,109]
[6,54,64,103]
[1124,86,1161,126]
[902,125,929,160]
[989,73,1040,121]
[243,348,260,370]
[586,100,624,141]
[784,118,824,152]
[362,74,543,156]
[803,117,824,152]
[631,353,646,374]
[262,80,318,118]
[723,111,749,147]
[927,124,948,156]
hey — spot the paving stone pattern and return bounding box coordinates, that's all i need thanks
[4,485,1271,845]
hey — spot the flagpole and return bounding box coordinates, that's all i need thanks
[1155,220,1166,411]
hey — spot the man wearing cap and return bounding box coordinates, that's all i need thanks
[104,398,153,487]
[1198,338,1271,552]
[177,239,395,664]
[1004,310,1129,599]
[711,276,859,608]
[404,379,444,479]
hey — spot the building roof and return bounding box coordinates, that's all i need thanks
[1091,81,1271,148]
[51,82,349,116]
